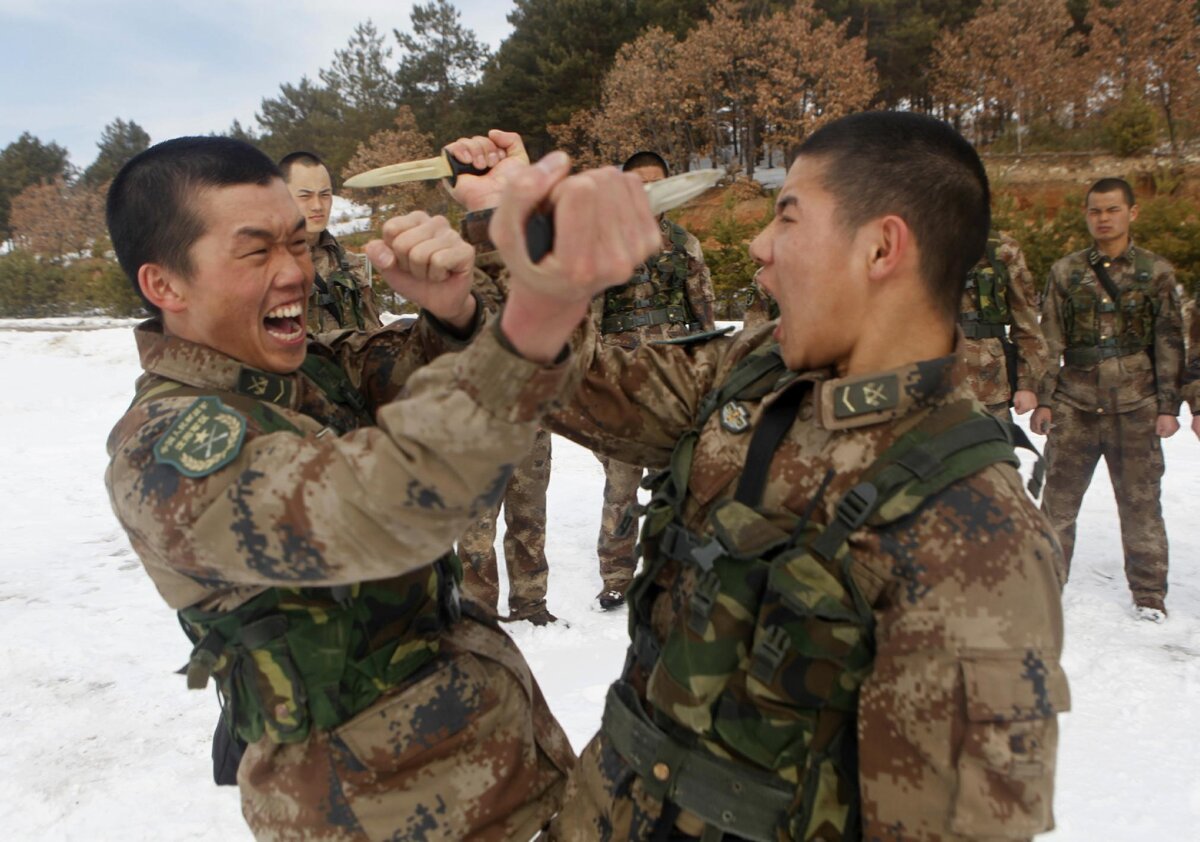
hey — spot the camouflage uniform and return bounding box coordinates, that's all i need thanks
[1038,244,1184,607]
[105,315,575,840]
[958,233,1047,417]
[592,217,715,596]
[456,250,555,620]
[548,321,1067,841]
[740,280,779,329]
[307,230,383,333]
[1184,295,1199,413]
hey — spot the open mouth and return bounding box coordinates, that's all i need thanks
[263,302,305,342]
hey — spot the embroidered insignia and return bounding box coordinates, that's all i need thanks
[720,400,752,433]
[153,397,247,477]
[833,375,900,419]
[237,368,293,405]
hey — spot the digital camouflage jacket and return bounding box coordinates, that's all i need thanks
[1039,244,1184,416]
[549,321,1068,842]
[308,230,383,333]
[105,314,575,841]
[959,234,1047,407]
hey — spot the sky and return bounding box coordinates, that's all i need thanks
[0,0,516,170]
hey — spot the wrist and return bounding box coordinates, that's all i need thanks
[500,289,588,364]
[434,293,479,335]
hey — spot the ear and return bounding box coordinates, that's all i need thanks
[137,263,189,314]
[865,215,910,283]
[1129,203,1140,224]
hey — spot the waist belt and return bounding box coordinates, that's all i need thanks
[1063,345,1148,366]
[601,304,689,334]
[958,317,1006,340]
[601,681,792,842]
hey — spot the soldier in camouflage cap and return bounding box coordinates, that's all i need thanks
[458,115,1067,842]
[101,135,667,839]
[958,232,1047,418]
[280,151,383,333]
[591,150,717,611]
[1032,178,1185,622]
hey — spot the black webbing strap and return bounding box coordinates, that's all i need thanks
[734,383,806,508]
[311,273,344,326]
[1087,252,1124,302]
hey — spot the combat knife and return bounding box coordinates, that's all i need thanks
[343,148,531,189]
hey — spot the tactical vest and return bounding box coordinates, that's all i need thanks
[1063,249,1156,366]
[132,351,461,745]
[604,346,1042,841]
[960,235,1010,340]
[311,240,369,331]
[602,221,700,335]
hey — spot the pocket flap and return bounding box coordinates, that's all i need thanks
[961,653,1070,722]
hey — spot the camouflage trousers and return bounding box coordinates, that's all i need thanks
[459,429,551,615]
[596,455,643,593]
[550,728,667,841]
[1041,401,1168,602]
[240,616,574,841]
[984,400,1012,421]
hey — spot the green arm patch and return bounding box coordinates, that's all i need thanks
[649,325,735,346]
[153,397,247,478]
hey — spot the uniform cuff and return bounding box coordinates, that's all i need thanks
[420,291,486,348]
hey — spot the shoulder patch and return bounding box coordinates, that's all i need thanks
[650,325,736,346]
[153,397,247,478]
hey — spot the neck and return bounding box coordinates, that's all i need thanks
[1097,235,1130,260]
[841,285,955,377]
[306,229,323,248]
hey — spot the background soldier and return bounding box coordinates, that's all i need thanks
[101,136,664,839]
[959,231,1047,417]
[1184,294,1199,438]
[456,246,556,626]
[1032,177,1184,622]
[740,271,779,328]
[591,150,716,610]
[280,150,383,333]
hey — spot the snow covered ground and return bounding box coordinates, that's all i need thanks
[0,320,1197,840]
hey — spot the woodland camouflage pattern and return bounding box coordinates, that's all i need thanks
[1183,295,1199,412]
[547,321,1067,841]
[307,230,383,333]
[959,234,1047,414]
[1038,245,1183,605]
[105,314,574,840]
[457,251,555,619]
[592,217,717,593]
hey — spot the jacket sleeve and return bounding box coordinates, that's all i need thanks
[106,323,569,606]
[546,319,756,469]
[1002,242,1048,393]
[857,466,1068,841]
[1150,261,1184,415]
[1037,266,1068,406]
[683,231,717,330]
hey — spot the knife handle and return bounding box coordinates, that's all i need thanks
[443,149,492,187]
[525,213,554,263]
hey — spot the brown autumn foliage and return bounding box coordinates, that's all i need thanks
[552,0,877,174]
[342,107,439,228]
[931,0,1087,149]
[10,178,108,260]
[1090,0,1200,153]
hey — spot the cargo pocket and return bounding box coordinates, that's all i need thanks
[951,653,1070,838]
[333,650,494,773]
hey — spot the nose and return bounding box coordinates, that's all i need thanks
[278,247,310,288]
[748,224,771,267]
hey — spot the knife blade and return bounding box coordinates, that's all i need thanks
[343,148,531,189]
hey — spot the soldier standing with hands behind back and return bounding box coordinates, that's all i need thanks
[1033,178,1184,621]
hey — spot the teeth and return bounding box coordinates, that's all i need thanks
[265,302,302,319]
[265,322,305,342]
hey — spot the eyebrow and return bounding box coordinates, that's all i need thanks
[775,195,798,214]
[233,218,306,241]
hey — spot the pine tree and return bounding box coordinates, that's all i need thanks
[81,119,151,187]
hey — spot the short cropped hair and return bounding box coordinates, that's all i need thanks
[1087,177,1135,207]
[106,136,281,313]
[798,111,990,321]
[622,150,670,177]
[278,150,326,181]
